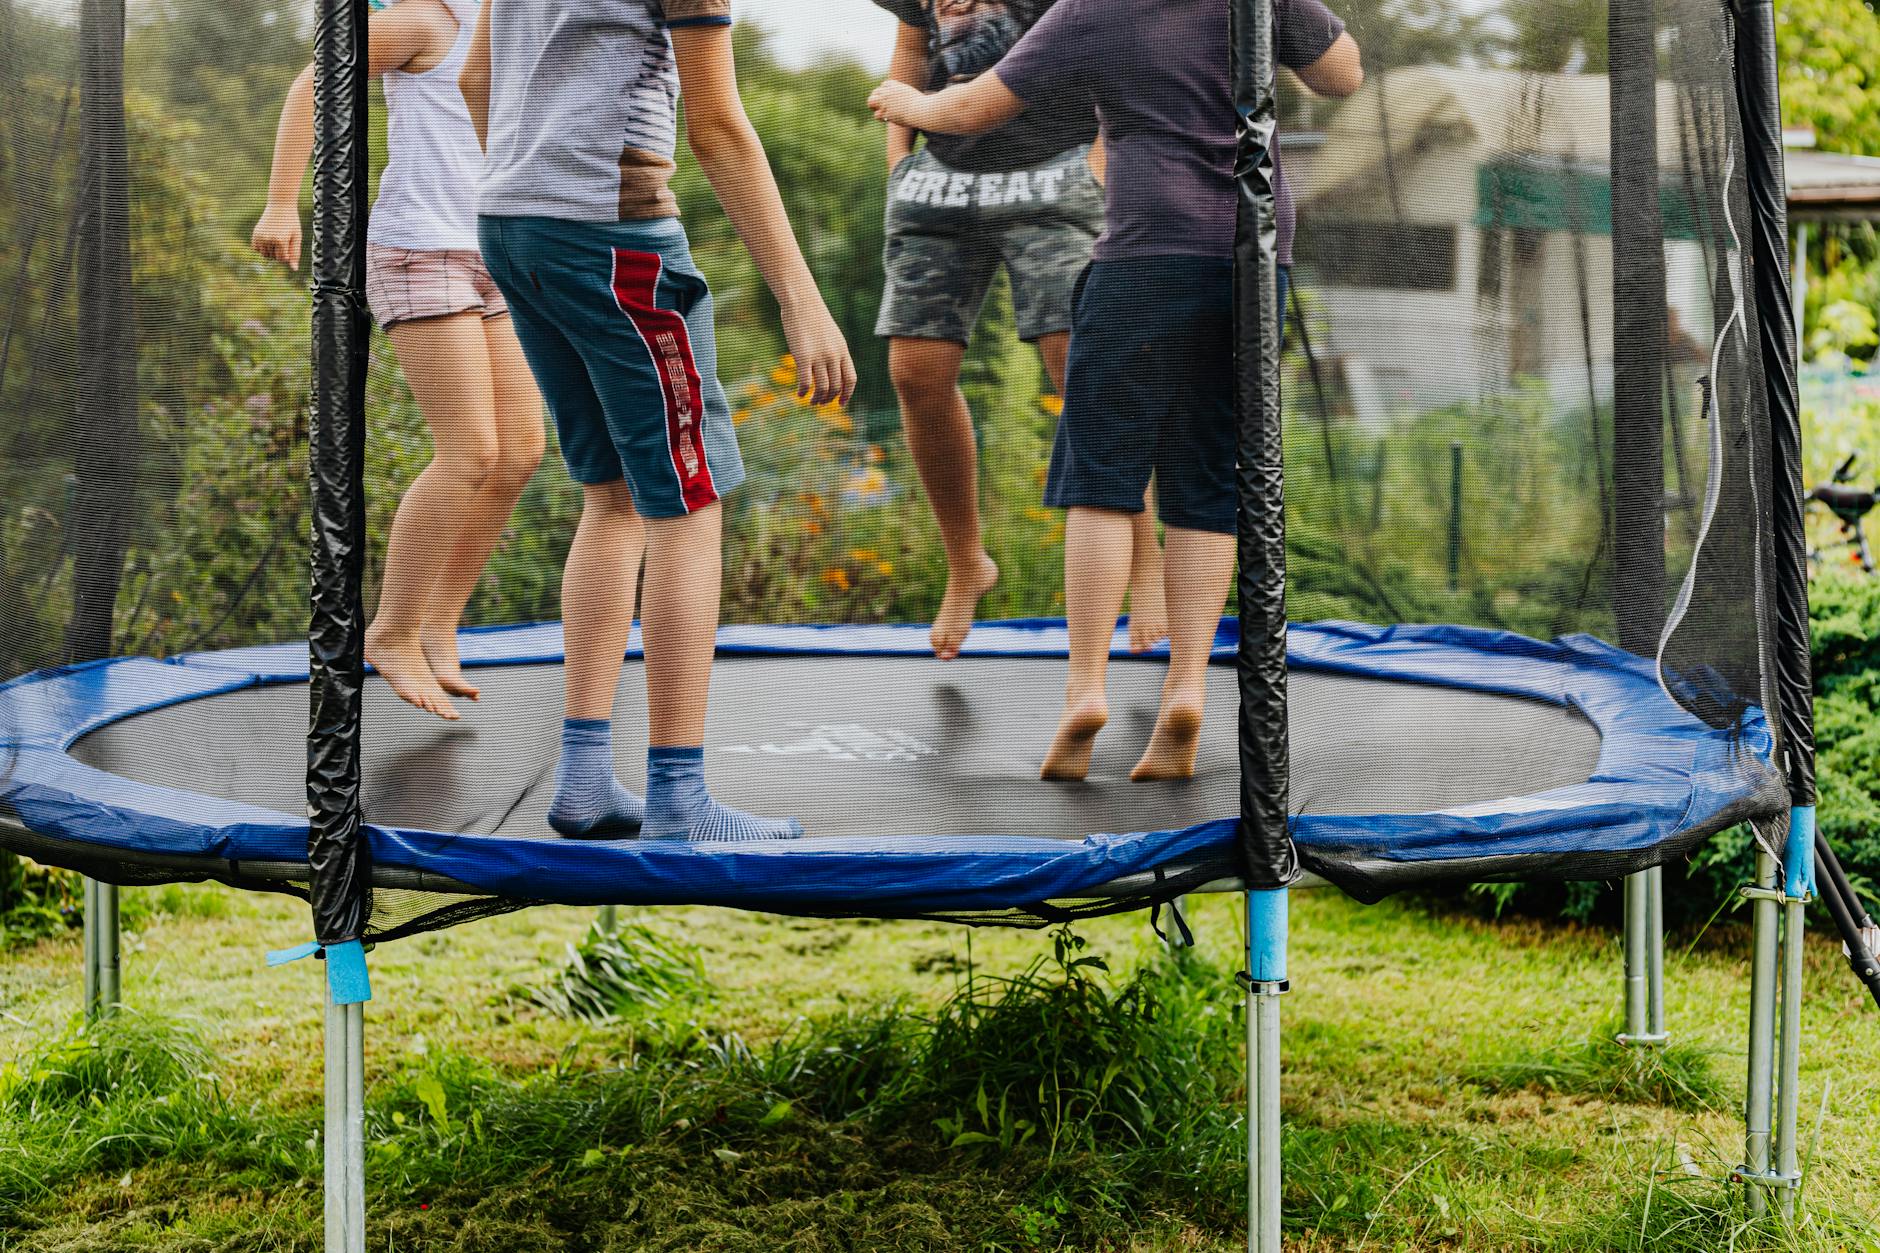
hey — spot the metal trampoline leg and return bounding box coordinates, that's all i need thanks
[1245,889,1287,1253]
[1776,895,1805,1221]
[1619,869,1666,1048]
[324,992,366,1253]
[1622,871,1648,1041]
[82,879,120,1021]
[1647,865,1666,1042]
[1742,849,1780,1218]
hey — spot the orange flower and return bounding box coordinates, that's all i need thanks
[798,491,828,516]
[876,561,894,576]
[732,408,752,427]
[772,355,798,387]
[848,548,879,562]
[821,568,852,592]
[1039,394,1065,417]
[755,390,779,407]
[803,519,823,537]
[868,445,885,465]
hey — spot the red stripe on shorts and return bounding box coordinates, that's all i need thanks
[609,248,717,512]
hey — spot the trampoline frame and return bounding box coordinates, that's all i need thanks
[0,618,1783,926]
[5,0,1843,1248]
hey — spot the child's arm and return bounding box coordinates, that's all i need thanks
[251,1,455,269]
[1294,31,1362,98]
[673,25,856,407]
[459,0,493,150]
[883,20,928,170]
[868,72,1026,139]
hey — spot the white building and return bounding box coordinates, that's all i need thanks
[1287,66,1720,426]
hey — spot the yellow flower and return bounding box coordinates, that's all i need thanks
[1039,394,1065,417]
[1024,506,1057,523]
[755,390,779,407]
[732,408,752,427]
[821,568,852,592]
[848,548,879,562]
[802,519,823,537]
[876,561,894,576]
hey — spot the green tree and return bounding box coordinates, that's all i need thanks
[1778,0,1880,155]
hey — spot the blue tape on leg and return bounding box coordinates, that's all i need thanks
[266,941,321,967]
[1247,889,1289,984]
[323,940,372,1006]
[1786,806,1817,901]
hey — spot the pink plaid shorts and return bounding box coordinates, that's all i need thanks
[365,244,509,328]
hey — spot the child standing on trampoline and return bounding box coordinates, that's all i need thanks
[461,0,854,840]
[254,0,545,723]
[871,0,1358,781]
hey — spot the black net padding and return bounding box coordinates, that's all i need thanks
[0,0,1801,941]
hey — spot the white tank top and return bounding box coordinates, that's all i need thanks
[369,0,483,251]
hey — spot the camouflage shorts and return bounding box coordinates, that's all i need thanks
[875,145,1104,345]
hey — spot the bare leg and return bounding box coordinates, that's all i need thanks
[1037,331,1165,654]
[562,480,646,723]
[890,336,1000,660]
[419,315,546,700]
[638,502,801,839]
[1041,507,1134,781]
[1132,525,1236,782]
[638,502,722,747]
[365,313,506,720]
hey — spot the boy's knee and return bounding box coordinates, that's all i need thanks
[888,341,963,405]
[582,478,640,519]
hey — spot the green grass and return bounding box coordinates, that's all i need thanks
[0,888,1876,1251]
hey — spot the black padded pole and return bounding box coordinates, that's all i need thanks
[1232,0,1296,889]
[307,0,372,948]
[1608,0,1668,655]
[1731,0,1814,805]
[63,0,137,666]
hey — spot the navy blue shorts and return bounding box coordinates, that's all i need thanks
[1044,256,1255,535]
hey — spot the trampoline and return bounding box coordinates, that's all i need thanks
[4,0,1873,1247]
[1,619,1783,937]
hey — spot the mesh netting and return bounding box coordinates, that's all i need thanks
[0,0,1792,941]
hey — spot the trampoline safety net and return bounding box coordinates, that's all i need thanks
[0,0,1800,943]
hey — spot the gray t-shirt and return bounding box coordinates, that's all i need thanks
[874,0,1097,172]
[479,0,732,223]
[995,0,1345,263]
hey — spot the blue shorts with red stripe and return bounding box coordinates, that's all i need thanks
[478,215,743,516]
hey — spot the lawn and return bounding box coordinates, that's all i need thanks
[1,884,1876,1252]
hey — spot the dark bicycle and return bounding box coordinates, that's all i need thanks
[1809,453,1878,575]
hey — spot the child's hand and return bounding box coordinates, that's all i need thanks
[868,80,928,130]
[780,298,857,408]
[251,205,304,270]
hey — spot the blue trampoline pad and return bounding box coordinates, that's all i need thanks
[0,621,1786,928]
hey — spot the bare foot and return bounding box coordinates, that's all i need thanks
[931,553,1000,661]
[1127,579,1169,654]
[1131,694,1205,782]
[421,627,481,701]
[1041,694,1109,781]
[365,627,460,721]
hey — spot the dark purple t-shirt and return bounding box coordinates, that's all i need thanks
[873,0,1098,172]
[995,0,1345,263]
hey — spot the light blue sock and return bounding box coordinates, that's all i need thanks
[642,745,804,842]
[547,719,645,839]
